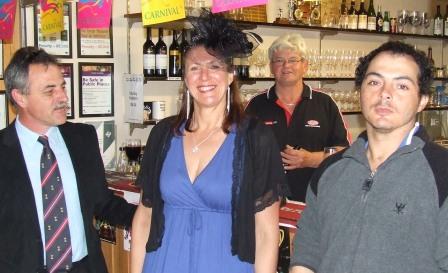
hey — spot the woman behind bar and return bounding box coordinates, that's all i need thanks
[131,11,287,273]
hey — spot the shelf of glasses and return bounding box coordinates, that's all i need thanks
[125,13,448,41]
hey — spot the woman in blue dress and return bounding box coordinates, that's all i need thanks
[131,11,288,273]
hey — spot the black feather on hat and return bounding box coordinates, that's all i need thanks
[188,11,259,59]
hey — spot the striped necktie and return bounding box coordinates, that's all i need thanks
[38,135,72,273]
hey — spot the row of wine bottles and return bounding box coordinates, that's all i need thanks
[143,28,189,78]
[339,0,384,31]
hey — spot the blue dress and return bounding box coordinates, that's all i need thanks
[142,131,254,273]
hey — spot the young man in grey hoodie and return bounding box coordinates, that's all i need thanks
[290,41,448,273]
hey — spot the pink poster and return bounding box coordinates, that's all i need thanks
[211,0,267,13]
[77,0,112,29]
[0,0,17,40]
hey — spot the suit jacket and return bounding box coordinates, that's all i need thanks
[0,121,136,273]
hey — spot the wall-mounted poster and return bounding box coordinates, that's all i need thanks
[0,40,3,79]
[79,63,114,117]
[77,27,113,58]
[34,3,72,58]
[60,63,74,119]
[0,92,8,130]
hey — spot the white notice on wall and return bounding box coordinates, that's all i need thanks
[85,120,116,170]
[123,74,144,123]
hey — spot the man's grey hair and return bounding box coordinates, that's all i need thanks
[4,47,59,106]
[268,33,308,61]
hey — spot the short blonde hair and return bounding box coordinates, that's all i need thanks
[268,33,308,61]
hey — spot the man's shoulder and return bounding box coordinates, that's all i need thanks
[59,121,95,134]
[246,90,270,106]
[308,89,334,103]
[309,148,347,196]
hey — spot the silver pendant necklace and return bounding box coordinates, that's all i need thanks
[191,128,220,153]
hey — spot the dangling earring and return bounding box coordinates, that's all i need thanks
[226,86,230,114]
[186,90,191,120]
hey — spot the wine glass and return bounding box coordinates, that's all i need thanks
[397,9,408,33]
[124,139,141,182]
[421,12,431,35]
[323,146,337,158]
[409,11,421,34]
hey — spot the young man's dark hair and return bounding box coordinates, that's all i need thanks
[355,41,433,95]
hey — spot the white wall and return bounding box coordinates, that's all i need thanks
[112,0,446,150]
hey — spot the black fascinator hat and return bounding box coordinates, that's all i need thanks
[188,11,261,61]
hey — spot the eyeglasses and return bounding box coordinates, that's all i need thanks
[272,57,305,66]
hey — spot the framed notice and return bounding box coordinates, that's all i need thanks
[0,92,8,130]
[76,2,113,58]
[0,41,3,79]
[60,63,74,119]
[79,63,114,117]
[34,3,72,58]
[77,25,113,58]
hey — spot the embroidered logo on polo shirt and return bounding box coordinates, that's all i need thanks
[264,120,278,125]
[305,120,320,128]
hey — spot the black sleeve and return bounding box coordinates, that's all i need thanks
[328,98,350,146]
[135,117,172,208]
[83,125,136,228]
[248,120,289,212]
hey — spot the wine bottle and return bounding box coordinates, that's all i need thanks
[357,0,368,30]
[169,30,181,78]
[155,28,168,77]
[347,0,358,30]
[444,5,448,36]
[179,29,189,77]
[339,0,349,29]
[376,5,383,32]
[434,5,443,36]
[367,0,376,31]
[143,27,156,77]
[383,11,390,32]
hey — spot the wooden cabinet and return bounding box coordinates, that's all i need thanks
[101,228,131,273]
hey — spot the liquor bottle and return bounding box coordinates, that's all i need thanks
[434,5,443,36]
[169,30,182,77]
[357,0,368,30]
[444,5,448,36]
[427,46,435,68]
[383,11,390,32]
[155,28,168,77]
[367,0,376,31]
[339,0,349,29]
[143,27,156,77]
[376,5,383,32]
[179,29,189,77]
[347,0,358,30]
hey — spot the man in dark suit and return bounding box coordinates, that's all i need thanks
[0,47,136,273]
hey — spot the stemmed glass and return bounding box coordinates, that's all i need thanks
[124,139,141,182]
[421,12,431,35]
[409,11,421,34]
[397,10,408,33]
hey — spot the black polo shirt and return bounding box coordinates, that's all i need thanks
[245,84,350,201]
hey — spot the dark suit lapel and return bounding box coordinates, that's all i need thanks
[1,122,43,244]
